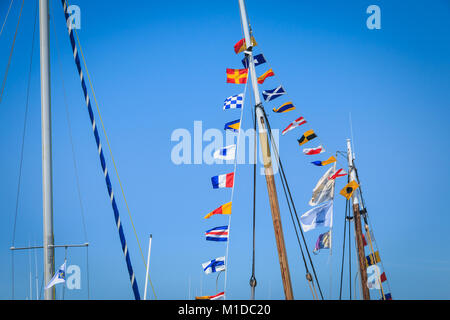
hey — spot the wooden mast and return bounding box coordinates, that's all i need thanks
[238,0,294,300]
[346,139,370,300]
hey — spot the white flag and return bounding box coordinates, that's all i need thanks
[213,145,236,160]
[300,200,333,232]
[309,165,336,206]
[44,261,66,290]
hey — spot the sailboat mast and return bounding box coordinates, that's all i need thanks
[238,0,294,300]
[39,0,55,300]
[346,139,370,300]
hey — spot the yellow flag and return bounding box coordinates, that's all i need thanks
[340,180,359,200]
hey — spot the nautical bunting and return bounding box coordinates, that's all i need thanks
[298,129,317,146]
[226,68,248,84]
[313,230,331,254]
[311,156,337,167]
[365,251,381,267]
[234,36,257,54]
[224,119,241,132]
[204,202,232,219]
[257,68,275,84]
[262,85,286,102]
[196,292,225,300]
[205,226,229,242]
[383,293,392,300]
[242,53,266,68]
[211,172,234,189]
[223,93,244,110]
[273,102,295,113]
[300,200,334,232]
[329,168,347,180]
[282,117,306,135]
[340,180,359,200]
[309,166,335,206]
[60,0,141,300]
[44,261,66,289]
[213,145,236,160]
[303,145,325,155]
[202,257,226,274]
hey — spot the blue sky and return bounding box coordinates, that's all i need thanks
[0,0,449,300]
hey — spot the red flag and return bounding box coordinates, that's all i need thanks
[234,36,257,54]
[234,38,245,54]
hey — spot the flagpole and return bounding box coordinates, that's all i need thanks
[144,234,152,300]
[238,0,294,300]
[346,139,370,300]
[39,0,55,300]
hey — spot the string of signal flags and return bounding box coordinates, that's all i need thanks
[234,35,393,300]
[195,34,365,300]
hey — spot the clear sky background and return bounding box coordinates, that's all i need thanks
[0,0,449,300]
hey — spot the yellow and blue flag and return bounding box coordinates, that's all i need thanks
[224,119,241,132]
[273,102,295,113]
[311,156,337,167]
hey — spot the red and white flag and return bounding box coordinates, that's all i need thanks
[281,117,307,135]
[303,145,325,155]
[210,292,225,300]
[329,168,347,180]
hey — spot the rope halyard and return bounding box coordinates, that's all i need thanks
[0,0,24,104]
[60,0,141,300]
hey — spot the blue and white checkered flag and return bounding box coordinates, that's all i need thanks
[223,93,244,110]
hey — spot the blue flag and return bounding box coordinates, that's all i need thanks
[242,53,267,68]
[262,85,286,102]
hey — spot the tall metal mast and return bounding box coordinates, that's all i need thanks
[238,0,294,300]
[39,0,55,300]
[346,139,370,300]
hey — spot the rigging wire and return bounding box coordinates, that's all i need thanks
[339,199,348,300]
[223,79,250,297]
[348,201,352,300]
[10,0,37,300]
[261,108,324,300]
[0,0,14,39]
[249,86,257,297]
[50,9,90,299]
[0,0,24,104]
